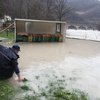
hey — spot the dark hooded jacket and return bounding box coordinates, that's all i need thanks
[0,45,20,79]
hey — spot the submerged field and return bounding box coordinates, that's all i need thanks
[0,29,100,100]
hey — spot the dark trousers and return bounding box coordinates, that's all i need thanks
[0,67,14,80]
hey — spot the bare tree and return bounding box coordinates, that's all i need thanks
[23,0,33,19]
[30,0,44,19]
[53,0,70,21]
[41,0,54,20]
[4,0,25,19]
[22,0,44,19]
[2,0,70,21]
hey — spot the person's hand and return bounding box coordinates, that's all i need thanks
[17,74,24,82]
[17,76,24,82]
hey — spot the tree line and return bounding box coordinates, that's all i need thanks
[0,0,70,21]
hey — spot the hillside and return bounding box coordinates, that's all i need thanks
[67,0,100,25]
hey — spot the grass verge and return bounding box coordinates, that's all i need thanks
[0,31,15,40]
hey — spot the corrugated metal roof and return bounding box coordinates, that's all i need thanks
[15,18,66,24]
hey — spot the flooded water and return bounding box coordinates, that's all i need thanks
[1,38,100,99]
[66,29,100,41]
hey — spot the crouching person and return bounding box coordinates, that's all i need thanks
[0,45,24,81]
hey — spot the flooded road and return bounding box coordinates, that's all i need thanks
[1,38,100,99]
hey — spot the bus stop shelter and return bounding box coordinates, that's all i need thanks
[14,18,66,42]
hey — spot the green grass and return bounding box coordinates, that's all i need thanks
[0,80,14,100]
[22,80,88,100]
[0,78,89,100]
[20,85,30,91]
[23,87,88,100]
[0,31,15,40]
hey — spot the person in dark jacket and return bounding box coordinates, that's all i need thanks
[0,44,24,81]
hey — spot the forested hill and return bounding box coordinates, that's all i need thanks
[68,0,100,11]
[67,0,100,25]
[0,0,100,26]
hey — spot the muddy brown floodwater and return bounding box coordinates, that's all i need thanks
[1,38,100,99]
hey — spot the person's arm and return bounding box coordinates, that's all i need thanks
[16,73,24,81]
[14,65,24,81]
[12,59,24,81]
